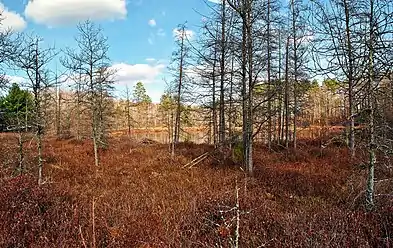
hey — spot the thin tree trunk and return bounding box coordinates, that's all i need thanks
[366,0,375,210]
[34,40,44,185]
[267,0,272,150]
[56,81,61,138]
[90,60,99,167]
[291,0,298,150]
[212,45,218,146]
[246,3,253,176]
[344,0,355,157]
[171,107,175,158]
[17,112,24,174]
[37,130,43,184]
[284,36,290,149]
[174,29,185,146]
[93,125,99,167]
[229,51,234,146]
[277,95,282,144]
[278,29,284,144]
[241,16,248,173]
[219,0,226,146]
[76,76,81,141]
[126,86,132,137]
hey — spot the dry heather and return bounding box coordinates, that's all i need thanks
[0,134,392,247]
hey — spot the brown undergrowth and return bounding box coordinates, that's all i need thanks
[0,134,392,247]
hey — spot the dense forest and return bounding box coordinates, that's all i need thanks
[0,0,393,247]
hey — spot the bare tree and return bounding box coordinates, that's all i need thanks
[289,0,309,150]
[169,23,192,157]
[311,0,364,156]
[312,0,393,208]
[15,35,56,185]
[62,20,114,167]
[360,0,393,210]
[226,0,255,176]
[218,0,227,146]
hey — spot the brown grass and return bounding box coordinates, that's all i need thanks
[0,134,392,247]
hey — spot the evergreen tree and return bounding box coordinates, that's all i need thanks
[0,83,33,129]
[133,82,152,104]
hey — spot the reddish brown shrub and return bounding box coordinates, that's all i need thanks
[0,135,391,247]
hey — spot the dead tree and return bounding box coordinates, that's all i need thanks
[218,0,227,146]
[361,0,393,210]
[311,0,364,156]
[169,23,192,157]
[15,35,56,185]
[226,0,255,176]
[62,20,114,167]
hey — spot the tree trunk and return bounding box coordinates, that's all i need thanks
[37,129,43,184]
[126,87,132,137]
[227,10,235,148]
[291,0,298,150]
[56,84,61,138]
[92,121,99,167]
[241,13,249,174]
[267,0,272,150]
[17,120,24,174]
[174,28,185,147]
[212,45,218,146]
[219,0,226,146]
[344,0,355,157]
[284,36,290,148]
[366,0,375,210]
[34,40,44,185]
[366,99,375,210]
[245,2,253,176]
[76,78,81,141]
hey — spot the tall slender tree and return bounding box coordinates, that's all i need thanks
[15,35,56,185]
[169,23,192,156]
[62,20,114,167]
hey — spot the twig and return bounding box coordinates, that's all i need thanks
[375,178,393,184]
[79,225,88,248]
[92,197,96,248]
[351,190,366,208]
[182,152,210,168]
[375,194,393,198]
[234,179,240,248]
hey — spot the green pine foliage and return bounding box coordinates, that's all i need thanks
[0,83,33,129]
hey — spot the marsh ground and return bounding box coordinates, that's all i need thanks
[0,134,392,247]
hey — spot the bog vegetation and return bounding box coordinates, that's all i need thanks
[0,0,393,247]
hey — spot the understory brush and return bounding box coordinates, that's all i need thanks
[0,135,391,247]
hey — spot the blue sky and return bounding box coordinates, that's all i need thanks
[0,0,218,102]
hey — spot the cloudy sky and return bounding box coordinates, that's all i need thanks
[0,0,217,102]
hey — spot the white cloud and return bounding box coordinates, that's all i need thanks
[172,28,194,40]
[145,58,156,62]
[0,3,27,31]
[148,19,156,27]
[5,75,27,84]
[24,0,127,26]
[148,37,154,45]
[111,63,166,86]
[157,28,166,37]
